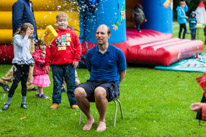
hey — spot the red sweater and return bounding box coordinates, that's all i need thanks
[32,49,47,76]
[45,28,82,66]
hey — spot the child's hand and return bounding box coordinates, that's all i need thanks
[26,28,33,38]
[186,16,188,19]
[73,61,79,69]
[45,66,50,74]
[191,103,203,112]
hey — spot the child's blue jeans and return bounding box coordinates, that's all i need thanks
[51,64,76,106]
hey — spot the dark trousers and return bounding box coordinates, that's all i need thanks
[179,23,187,39]
[190,29,196,40]
[51,64,76,106]
[8,64,30,97]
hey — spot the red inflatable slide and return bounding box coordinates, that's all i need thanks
[126,28,204,66]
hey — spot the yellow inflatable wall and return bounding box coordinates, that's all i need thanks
[0,0,80,44]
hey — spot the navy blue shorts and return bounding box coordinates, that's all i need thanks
[77,80,119,102]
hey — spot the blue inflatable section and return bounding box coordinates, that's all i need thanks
[142,0,173,34]
[79,0,126,43]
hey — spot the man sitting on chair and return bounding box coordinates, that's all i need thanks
[74,24,126,132]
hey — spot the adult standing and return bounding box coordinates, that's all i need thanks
[75,24,127,132]
[0,0,37,92]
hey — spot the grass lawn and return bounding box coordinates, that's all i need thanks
[0,22,206,136]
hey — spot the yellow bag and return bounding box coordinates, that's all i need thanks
[44,25,58,45]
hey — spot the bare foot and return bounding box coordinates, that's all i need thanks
[96,121,106,132]
[83,118,95,131]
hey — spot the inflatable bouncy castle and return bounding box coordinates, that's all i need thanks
[0,0,204,66]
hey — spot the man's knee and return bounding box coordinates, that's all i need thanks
[75,87,87,98]
[94,87,106,99]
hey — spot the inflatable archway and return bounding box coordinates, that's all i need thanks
[0,0,204,66]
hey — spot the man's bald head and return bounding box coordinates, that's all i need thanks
[97,24,111,35]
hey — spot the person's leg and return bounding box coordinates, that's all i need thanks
[0,65,14,85]
[21,65,29,97]
[21,65,29,109]
[50,65,63,109]
[191,33,195,40]
[182,23,187,39]
[75,69,80,85]
[190,29,194,40]
[3,65,22,110]
[194,29,196,40]
[0,66,14,92]
[8,65,22,98]
[179,24,183,38]
[94,87,108,132]
[75,87,94,130]
[27,66,36,91]
[136,24,141,32]
[64,64,76,106]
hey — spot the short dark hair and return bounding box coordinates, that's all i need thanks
[179,0,185,4]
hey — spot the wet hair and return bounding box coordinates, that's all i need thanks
[14,23,34,36]
[106,25,111,35]
[36,39,46,49]
[97,24,111,35]
[56,12,68,21]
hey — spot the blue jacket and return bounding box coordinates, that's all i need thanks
[12,0,37,39]
[176,4,188,24]
[189,12,197,30]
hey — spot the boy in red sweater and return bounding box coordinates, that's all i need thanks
[45,12,82,109]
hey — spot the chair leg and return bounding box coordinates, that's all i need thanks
[79,111,82,126]
[113,100,118,127]
[117,99,123,119]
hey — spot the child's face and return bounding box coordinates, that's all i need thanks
[180,2,186,8]
[192,14,195,17]
[40,44,46,52]
[56,16,68,30]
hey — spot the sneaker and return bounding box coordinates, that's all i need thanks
[39,94,48,99]
[50,103,59,109]
[0,82,9,92]
[21,104,28,109]
[2,104,10,110]
[71,105,79,109]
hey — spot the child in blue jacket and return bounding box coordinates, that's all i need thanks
[176,0,188,39]
[189,11,197,40]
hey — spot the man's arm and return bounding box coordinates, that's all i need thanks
[119,70,126,84]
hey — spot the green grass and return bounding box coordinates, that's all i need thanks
[0,22,206,136]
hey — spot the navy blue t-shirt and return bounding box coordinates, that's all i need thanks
[86,44,127,85]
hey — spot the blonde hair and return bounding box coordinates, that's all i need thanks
[14,23,34,36]
[56,12,68,21]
